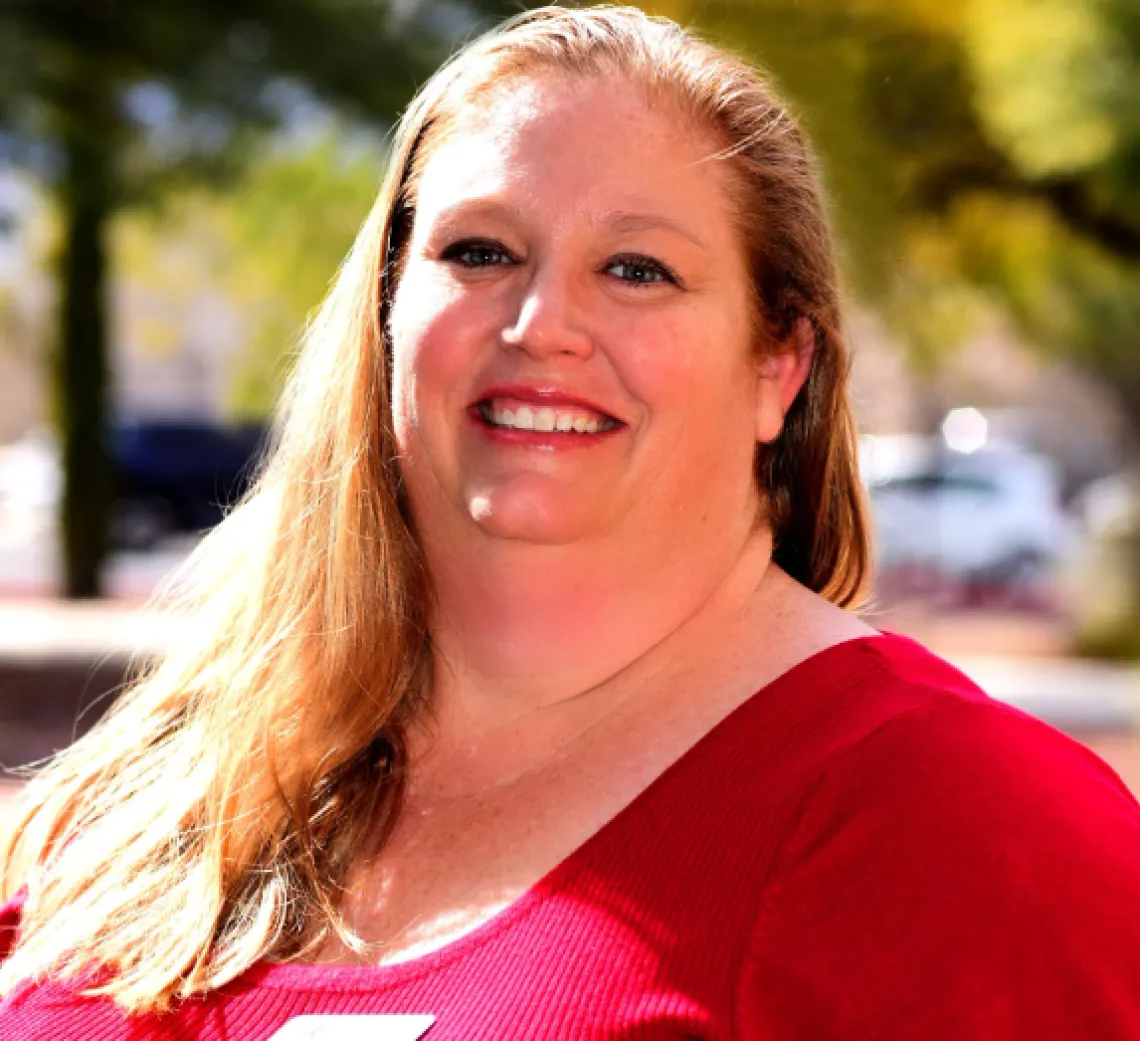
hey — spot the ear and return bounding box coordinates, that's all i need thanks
[754,316,814,443]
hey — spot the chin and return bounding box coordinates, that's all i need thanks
[465,490,594,545]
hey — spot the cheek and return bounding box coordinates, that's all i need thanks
[612,310,756,428]
[389,275,491,438]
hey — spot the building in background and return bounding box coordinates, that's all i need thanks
[0,166,51,442]
[0,168,247,439]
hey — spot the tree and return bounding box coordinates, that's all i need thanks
[642,0,1140,438]
[115,128,387,419]
[0,0,515,597]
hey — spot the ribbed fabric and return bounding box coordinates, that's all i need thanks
[4,633,1140,1039]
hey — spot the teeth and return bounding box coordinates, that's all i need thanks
[483,399,614,434]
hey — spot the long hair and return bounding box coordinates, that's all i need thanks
[1,5,871,1012]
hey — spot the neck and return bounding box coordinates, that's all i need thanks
[419,511,775,737]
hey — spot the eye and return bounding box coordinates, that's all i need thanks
[440,239,516,268]
[605,254,678,287]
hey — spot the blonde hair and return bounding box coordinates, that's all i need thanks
[1,5,870,1011]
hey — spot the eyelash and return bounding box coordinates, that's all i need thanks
[440,240,516,269]
[439,239,679,288]
[606,254,677,287]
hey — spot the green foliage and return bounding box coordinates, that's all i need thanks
[1074,523,1140,662]
[640,0,1140,435]
[965,0,1123,177]
[0,0,514,594]
[114,129,386,418]
[220,132,387,416]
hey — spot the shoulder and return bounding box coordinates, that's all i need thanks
[1,979,153,1041]
[2,912,142,1041]
[768,630,1132,791]
[735,634,1140,1038]
[779,632,1140,883]
[688,631,1139,880]
[806,632,1137,830]
[0,976,223,1041]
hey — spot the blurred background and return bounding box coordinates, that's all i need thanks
[2,0,1140,823]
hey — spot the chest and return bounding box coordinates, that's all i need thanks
[321,721,690,966]
[14,884,751,1041]
[320,651,777,965]
[7,760,781,1040]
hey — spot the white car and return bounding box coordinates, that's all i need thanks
[864,438,1074,584]
[0,428,60,514]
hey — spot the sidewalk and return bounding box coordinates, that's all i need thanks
[2,600,1138,719]
[0,599,178,663]
[0,600,179,769]
[947,654,1140,732]
[2,599,1139,753]
[2,599,1140,838]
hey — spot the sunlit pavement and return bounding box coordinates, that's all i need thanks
[3,598,1136,729]
[0,598,180,663]
[0,519,197,601]
[2,599,1139,749]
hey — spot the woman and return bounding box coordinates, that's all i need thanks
[3,6,1139,1038]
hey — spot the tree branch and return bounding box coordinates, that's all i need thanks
[918,163,1140,263]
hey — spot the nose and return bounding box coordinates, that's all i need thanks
[500,263,593,360]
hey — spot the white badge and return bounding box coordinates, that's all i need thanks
[267,1014,436,1040]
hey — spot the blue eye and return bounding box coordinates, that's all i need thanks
[606,255,676,286]
[442,240,514,268]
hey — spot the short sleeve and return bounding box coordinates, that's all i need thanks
[736,696,1140,1039]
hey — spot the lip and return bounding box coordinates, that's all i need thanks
[469,383,622,423]
[467,383,626,448]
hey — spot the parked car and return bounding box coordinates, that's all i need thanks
[864,438,1075,591]
[0,420,270,552]
[111,419,269,549]
[1074,471,1140,541]
[0,428,59,514]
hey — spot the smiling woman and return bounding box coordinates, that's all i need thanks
[4,6,1140,1041]
[391,71,773,574]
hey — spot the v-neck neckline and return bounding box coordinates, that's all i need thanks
[241,631,891,992]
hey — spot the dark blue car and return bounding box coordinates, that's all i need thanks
[111,419,269,550]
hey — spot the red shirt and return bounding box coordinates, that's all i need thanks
[4,633,1140,1039]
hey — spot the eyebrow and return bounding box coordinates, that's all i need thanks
[430,200,527,235]
[429,201,707,252]
[602,211,708,251]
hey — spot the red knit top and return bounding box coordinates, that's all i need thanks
[4,633,1140,1039]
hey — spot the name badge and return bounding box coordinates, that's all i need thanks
[268,1014,436,1040]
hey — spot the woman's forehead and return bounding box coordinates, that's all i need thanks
[414,72,736,225]
[464,67,714,139]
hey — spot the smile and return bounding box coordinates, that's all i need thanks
[478,398,620,435]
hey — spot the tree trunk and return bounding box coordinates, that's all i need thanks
[57,126,112,598]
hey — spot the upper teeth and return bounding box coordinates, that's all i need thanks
[484,402,611,434]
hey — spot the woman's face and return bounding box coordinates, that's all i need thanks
[389,73,777,554]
